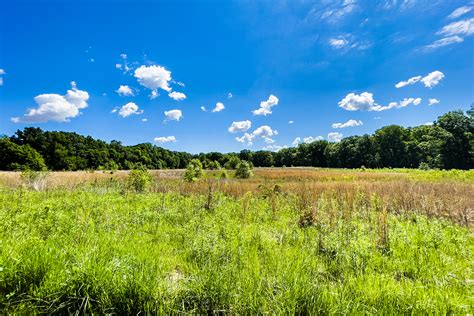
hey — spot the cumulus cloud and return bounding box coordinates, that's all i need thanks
[289,120,294,124]
[292,136,324,146]
[134,65,172,97]
[428,98,440,105]
[448,6,473,19]
[0,69,5,75]
[236,125,277,146]
[142,118,148,122]
[395,71,444,88]
[200,106,207,112]
[328,132,343,142]
[212,102,225,112]
[252,95,279,116]
[154,136,176,143]
[338,92,377,111]
[338,92,421,112]
[168,91,186,101]
[164,109,182,121]
[116,53,132,73]
[420,71,445,88]
[228,120,252,133]
[11,82,89,123]
[263,144,288,152]
[117,102,143,118]
[227,92,233,99]
[115,85,134,96]
[0,69,4,86]
[332,119,363,128]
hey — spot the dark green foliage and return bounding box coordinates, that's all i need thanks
[1,109,473,171]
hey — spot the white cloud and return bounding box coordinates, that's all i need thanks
[423,122,434,126]
[0,78,3,86]
[228,120,252,133]
[320,0,358,23]
[329,38,348,48]
[293,136,324,146]
[0,69,5,75]
[332,119,363,128]
[115,63,122,69]
[428,98,440,106]
[118,102,143,118]
[252,94,279,116]
[200,106,207,112]
[420,71,445,88]
[288,120,294,124]
[338,92,376,111]
[154,136,176,143]
[115,85,134,96]
[11,82,89,123]
[437,18,474,37]
[168,91,186,101]
[150,90,159,99]
[134,65,172,97]
[212,102,225,112]
[263,144,288,151]
[164,109,182,121]
[328,132,343,142]
[236,125,277,146]
[425,36,464,49]
[142,118,148,122]
[395,71,444,88]
[448,6,473,19]
[120,53,127,59]
[227,92,233,98]
[338,92,422,112]
[395,76,422,88]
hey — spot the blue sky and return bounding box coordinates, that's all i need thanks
[0,0,473,153]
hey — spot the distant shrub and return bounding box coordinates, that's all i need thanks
[206,160,221,170]
[224,156,241,170]
[235,160,253,179]
[418,162,431,170]
[184,159,204,182]
[219,169,228,179]
[127,168,152,192]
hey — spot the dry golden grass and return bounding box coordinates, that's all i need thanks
[0,168,472,226]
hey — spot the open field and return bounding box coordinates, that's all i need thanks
[0,168,473,313]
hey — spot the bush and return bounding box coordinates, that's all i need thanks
[219,169,228,179]
[235,160,253,179]
[184,159,204,182]
[206,160,221,170]
[224,156,241,170]
[127,168,152,192]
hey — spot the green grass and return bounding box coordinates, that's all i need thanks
[0,186,472,314]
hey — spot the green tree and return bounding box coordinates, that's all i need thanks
[184,159,204,182]
[235,160,253,179]
[0,138,46,171]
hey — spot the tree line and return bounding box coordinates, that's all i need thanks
[1,108,472,171]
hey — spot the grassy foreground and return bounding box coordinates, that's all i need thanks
[0,169,473,314]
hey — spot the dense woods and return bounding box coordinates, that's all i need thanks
[1,109,472,171]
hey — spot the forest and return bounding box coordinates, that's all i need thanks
[1,108,472,171]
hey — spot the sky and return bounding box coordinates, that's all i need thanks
[0,0,473,153]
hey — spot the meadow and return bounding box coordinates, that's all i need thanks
[0,168,473,314]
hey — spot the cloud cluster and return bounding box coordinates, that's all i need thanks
[292,136,324,146]
[252,95,279,116]
[164,109,182,121]
[116,85,134,96]
[116,102,143,118]
[426,16,474,50]
[11,82,89,123]
[328,132,343,142]
[212,102,225,113]
[134,65,172,97]
[228,120,251,133]
[154,136,176,143]
[428,98,440,106]
[168,91,187,101]
[396,71,445,88]
[236,125,277,146]
[448,5,473,19]
[338,92,421,112]
[332,119,363,128]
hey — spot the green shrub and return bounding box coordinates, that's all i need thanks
[219,169,228,179]
[184,159,204,182]
[127,168,152,192]
[235,160,253,179]
[206,160,221,170]
[224,156,241,170]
